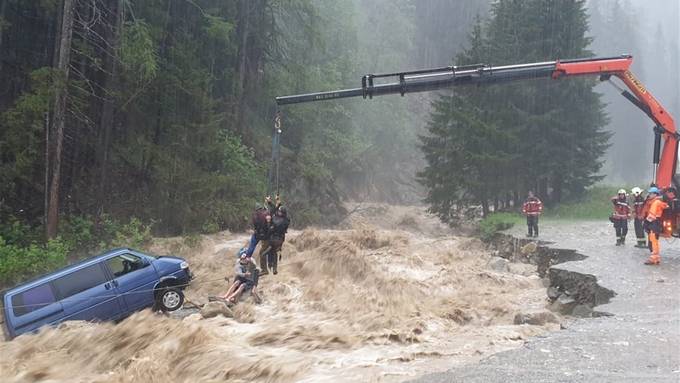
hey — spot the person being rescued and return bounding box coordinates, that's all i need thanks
[220,250,261,304]
[260,205,290,275]
[643,186,668,265]
[610,189,631,246]
[630,187,647,248]
[522,191,543,237]
[246,195,282,258]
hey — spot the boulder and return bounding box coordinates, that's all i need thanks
[487,257,509,273]
[547,286,560,300]
[549,293,577,314]
[513,310,560,325]
[200,301,234,319]
[520,242,538,255]
[571,304,593,318]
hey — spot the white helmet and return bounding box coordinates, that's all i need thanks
[631,187,642,196]
[617,189,626,195]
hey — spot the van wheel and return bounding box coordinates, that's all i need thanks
[157,287,184,312]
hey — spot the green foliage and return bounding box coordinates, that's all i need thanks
[545,185,616,220]
[60,215,153,251]
[0,68,56,210]
[121,20,158,81]
[479,212,522,241]
[0,236,68,287]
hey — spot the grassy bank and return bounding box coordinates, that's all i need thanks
[544,185,613,220]
[478,185,626,239]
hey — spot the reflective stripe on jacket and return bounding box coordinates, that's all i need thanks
[633,195,646,220]
[522,197,543,216]
[611,197,630,219]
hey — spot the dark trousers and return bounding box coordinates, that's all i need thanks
[634,218,645,243]
[268,239,283,271]
[527,215,539,236]
[614,219,628,239]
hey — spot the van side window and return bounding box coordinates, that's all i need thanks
[53,264,108,300]
[11,283,57,317]
[106,254,146,278]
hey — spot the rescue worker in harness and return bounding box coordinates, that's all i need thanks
[610,189,631,246]
[630,187,647,248]
[643,187,669,265]
[266,206,290,275]
[522,191,543,237]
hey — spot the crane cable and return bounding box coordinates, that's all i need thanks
[268,112,283,196]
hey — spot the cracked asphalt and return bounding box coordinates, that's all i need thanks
[411,220,680,383]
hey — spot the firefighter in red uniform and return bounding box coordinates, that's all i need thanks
[611,189,631,246]
[643,187,668,265]
[522,191,543,237]
[630,187,647,247]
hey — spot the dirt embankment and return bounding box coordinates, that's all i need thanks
[0,205,560,382]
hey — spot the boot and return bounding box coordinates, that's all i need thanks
[620,237,626,245]
[615,238,621,246]
[644,255,660,265]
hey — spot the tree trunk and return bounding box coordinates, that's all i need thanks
[98,0,124,214]
[0,0,7,72]
[233,0,251,135]
[481,199,489,218]
[46,0,75,239]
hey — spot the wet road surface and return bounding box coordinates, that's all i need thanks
[411,220,680,383]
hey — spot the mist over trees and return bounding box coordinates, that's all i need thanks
[419,0,610,220]
[587,0,680,185]
[0,0,673,245]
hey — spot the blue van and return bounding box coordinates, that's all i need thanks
[2,248,192,340]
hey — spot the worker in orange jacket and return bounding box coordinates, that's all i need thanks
[643,187,668,265]
[610,189,631,246]
[522,191,543,237]
[630,187,647,247]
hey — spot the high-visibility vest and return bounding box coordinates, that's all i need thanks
[646,197,668,222]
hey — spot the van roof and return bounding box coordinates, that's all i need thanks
[1,247,137,297]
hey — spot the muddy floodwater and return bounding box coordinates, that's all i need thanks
[0,205,560,382]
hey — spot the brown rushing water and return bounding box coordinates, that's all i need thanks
[0,205,557,382]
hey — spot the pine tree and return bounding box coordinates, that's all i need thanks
[419,0,610,219]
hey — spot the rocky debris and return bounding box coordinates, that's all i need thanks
[571,304,593,318]
[487,257,509,272]
[547,286,560,300]
[513,311,560,325]
[200,301,234,319]
[520,241,538,255]
[490,234,586,277]
[548,268,615,309]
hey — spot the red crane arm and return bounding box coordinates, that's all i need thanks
[553,57,678,188]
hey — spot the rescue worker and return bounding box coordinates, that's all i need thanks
[643,187,668,265]
[522,191,543,237]
[265,194,282,215]
[267,206,290,275]
[630,187,647,247]
[610,189,631,246]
